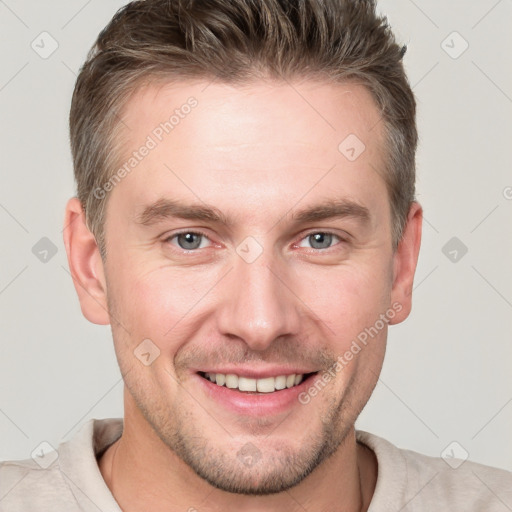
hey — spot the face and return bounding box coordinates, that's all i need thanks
[96,79,406,494]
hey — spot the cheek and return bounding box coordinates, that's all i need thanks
[108,263,221,340]
[296,262,391,343]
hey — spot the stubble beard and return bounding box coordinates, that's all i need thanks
[125,372,357,496]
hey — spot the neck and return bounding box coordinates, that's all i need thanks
[99,403,377,512]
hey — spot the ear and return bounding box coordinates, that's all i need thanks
[62,197,110,325]
[389,201,423,325]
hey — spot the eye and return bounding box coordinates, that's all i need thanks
[298,232,342,250]
[166,231,212,251]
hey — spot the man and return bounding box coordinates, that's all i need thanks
[1,0,510,510]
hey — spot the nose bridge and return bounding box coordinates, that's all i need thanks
[216,246,300,351]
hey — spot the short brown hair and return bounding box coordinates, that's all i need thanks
[70,0,417,259]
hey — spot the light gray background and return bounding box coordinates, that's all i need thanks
[1,0,511,473]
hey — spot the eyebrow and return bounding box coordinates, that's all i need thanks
[135,198,229,226]
[290,199,371,225]
[135,197,371,228]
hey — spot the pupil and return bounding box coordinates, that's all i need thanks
[178,233,201,250]
[310,233,332,249]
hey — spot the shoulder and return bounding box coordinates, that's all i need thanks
[356,430,512,512]
[0,418,123,511]
[0,457,78,511]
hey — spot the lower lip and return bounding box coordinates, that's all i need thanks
[195,373,318,417]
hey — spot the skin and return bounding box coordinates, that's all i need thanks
[63,79,422,512]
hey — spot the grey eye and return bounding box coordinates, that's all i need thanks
[308,232,334,249]
[175,232,204,250]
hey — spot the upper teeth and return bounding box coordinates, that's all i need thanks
[204,372,304,393]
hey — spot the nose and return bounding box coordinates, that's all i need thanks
[215,247,301,351]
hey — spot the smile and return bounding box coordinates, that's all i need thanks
[199,371,317,393]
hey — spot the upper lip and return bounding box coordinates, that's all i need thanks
[196,366,318,379]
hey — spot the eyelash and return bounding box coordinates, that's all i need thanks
[163,230,346,253]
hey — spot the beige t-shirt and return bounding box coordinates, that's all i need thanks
[1,418,511,511]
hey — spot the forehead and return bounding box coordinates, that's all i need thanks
[120,78,383,152]
[111,78,387,224]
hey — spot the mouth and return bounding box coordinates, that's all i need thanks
[198,371,318,394]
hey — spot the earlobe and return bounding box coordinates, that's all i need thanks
[389,201,423,325]
[62,197,110,325]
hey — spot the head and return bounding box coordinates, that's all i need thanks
[64,0,422,496]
